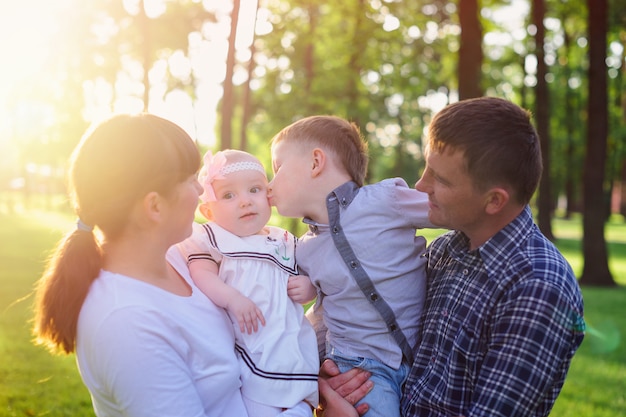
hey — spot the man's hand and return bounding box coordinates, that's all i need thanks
[317,359,373,417]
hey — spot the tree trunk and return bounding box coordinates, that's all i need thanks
[556,7,577,219]
[620,161,626,217]
[239,0,260,152]
[532,0,555,240]
[458,0,482,99]
[618,32,626,220]
[139,0,151,112]
[304,2,317,110]
[221,0,241,150]
[580,0,615,286]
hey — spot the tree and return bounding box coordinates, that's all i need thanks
[458,0,483,99]
[533,0,555,240]
[221,0,241,150]
[580,0,615,286]
[239,0,261,152]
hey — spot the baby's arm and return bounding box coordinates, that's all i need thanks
[189,260,266,334]
[287,274,317,304]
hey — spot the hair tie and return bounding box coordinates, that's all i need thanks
[76,218,94,233]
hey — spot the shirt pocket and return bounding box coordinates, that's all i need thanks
[450,317,487,391]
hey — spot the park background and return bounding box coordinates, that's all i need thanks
[0,0,625,415]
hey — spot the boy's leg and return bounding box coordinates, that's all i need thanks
[327,347,407,417]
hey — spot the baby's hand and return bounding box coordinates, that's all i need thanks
[287,275,317,304]
[227,295,266,334]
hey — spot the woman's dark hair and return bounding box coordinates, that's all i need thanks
[33,113,200,354]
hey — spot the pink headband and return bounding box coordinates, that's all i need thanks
[199,151,266,203]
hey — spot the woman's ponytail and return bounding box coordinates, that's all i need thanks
[33,224,101,354]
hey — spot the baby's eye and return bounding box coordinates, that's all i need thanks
[222,192,235,199]
[250,186,262,194]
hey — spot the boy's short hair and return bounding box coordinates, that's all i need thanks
[426,97,542,204]
[271,115,369,186]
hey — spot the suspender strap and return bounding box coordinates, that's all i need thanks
[326,191,414,362]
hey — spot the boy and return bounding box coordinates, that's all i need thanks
[268,115,433,417]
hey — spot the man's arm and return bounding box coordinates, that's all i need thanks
[468,281,583,416]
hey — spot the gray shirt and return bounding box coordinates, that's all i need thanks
[297,178,431,369]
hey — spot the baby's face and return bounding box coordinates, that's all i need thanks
[208,170,271,237]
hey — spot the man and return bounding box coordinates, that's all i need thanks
[320,97,585,417]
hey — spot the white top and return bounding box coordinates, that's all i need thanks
[180,223,319,408]
[75,247,248,417]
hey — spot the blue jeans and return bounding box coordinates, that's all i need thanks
[326,345,408,417]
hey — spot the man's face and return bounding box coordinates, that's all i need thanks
[415,147,487,234]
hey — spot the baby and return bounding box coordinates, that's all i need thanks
[178,149,318,417]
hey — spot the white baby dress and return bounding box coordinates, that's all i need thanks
[180,222,319,409]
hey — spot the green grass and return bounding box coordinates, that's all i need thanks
[0,207,625,416]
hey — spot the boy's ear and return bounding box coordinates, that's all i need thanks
[199,203,214,220]
[484,187,510,215]
[311,148,326,178]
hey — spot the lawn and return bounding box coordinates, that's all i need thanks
[0,206,624,416]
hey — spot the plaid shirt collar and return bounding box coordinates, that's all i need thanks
[445,205,535,278]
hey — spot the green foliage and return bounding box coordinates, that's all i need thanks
[0,209,95,416]
[1,206,623,416]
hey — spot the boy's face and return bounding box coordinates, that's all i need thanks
[268,140,310,218]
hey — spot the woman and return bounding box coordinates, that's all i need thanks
[32,113,252,416]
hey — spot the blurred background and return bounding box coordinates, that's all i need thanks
[0,0,624,285]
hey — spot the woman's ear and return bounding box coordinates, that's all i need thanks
[199,203,214,221]
[143,191,163,222]
[484,187,510,215]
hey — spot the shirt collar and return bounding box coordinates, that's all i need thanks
[479,205,534,268]
[303,181,360,233]
[446,205,535,272]
[329,181,360,207]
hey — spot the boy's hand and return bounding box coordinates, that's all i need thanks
[227,294,266,334]
[287,275,317,304]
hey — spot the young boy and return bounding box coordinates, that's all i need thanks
[267,115,433,417]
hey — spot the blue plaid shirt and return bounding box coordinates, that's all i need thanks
[401,206,585,417]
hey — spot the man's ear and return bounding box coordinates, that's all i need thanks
[311,148,326,178]
[484,187,510,215]
[199,203,214,221]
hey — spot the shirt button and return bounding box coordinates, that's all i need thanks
[463,269,469,275]
[370,293,379,301]
[442,309,448,317]
[332,226,339,234]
